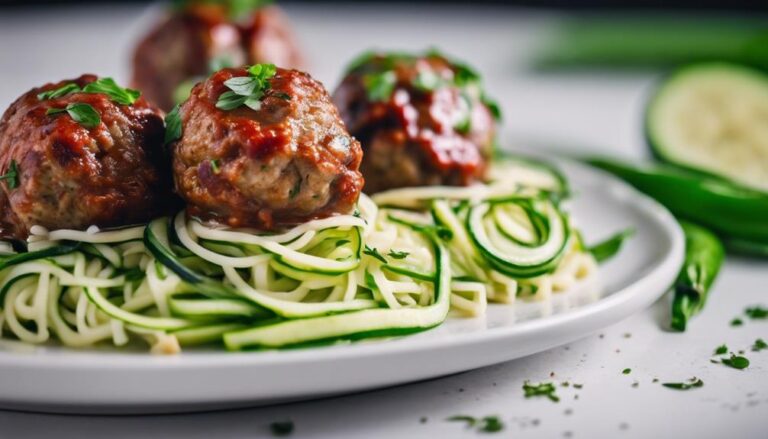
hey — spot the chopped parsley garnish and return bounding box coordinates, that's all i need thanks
[210,159,221,174]
[174,0,273,21]
[46,103,100,129]
[662,378,703,390]
[745,305,768,320]
[523,381,560,402]
[731,318,743,327]
[479,416,504,433]
[622,368,631,375]
[387,250,409,259]
[447,415,476,427]
[82,77,140,105]
[288,177,302,199]
[363,71,396,102]
[721,354,750,370]
[752,338,767,352]
[269,420,293,437]
[38,78,140,105]
[37,83,80,100]
[164,104,183,145]
[216,63,278,111]
[0,159,20,189]
[363,245,387,264]
[714,344,728,355]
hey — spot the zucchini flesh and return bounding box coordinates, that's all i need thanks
[647,63,768,192]
[223,240,450,350]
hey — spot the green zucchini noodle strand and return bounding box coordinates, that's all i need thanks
[0,158,598,353]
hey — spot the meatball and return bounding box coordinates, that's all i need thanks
[132,2,303,111]
[171,66,363,230]
[0,74,174,240]
[333,51,499,193]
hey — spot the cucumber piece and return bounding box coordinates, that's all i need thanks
[647,63,768,192]
[223,240,451,350]
[168,296,272,320]
[83,286,195,330]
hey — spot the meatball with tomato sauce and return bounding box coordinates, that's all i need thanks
[0,75,174,240]
[131,1,303,111]
[333,51,500,193]
[170,65,363,230]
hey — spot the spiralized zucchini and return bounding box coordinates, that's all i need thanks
[0,157,596,353]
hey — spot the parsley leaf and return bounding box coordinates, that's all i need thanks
[523,381,559,402]
[714,344,728,355]
[216,63,277,111]
[588,228,635,263]
[363,71,396,102]
[721,354,750,370]
[0,159,20,189]
[363,245,387,264]
[82,77,140,105]
[37,83,81,100]
[269,420,293,437]
[164,104,183,145]
[622,368,631,375]
[47,103,100,129]
[227,0,273,21]
[387,250,409,260]
[752,338,768,352]
[662,378,703,390]
[731,318,744,327]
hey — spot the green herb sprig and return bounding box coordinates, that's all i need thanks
[164,104,183,145]
[446,415,504,433]
[752,338,767,352]
[216,63,282,111]
[721,354,750,370]
[363,245,387,264]
[46,103,101,129]
[38,78,140,106]
[0,160,20,189]
[388,250,409,260]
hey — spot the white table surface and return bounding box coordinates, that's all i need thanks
[0,3,765,438]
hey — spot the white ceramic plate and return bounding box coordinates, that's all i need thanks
[0,158,684,414]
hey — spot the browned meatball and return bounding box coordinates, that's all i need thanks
[131,2,303,111]
[0,75,174,240]
[171,66,363,230]
[333,51,499,193]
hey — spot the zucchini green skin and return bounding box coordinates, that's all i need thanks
[535,19,768,70]
[0,242,80,271]
[671,221,724,332]
[588,158,768,245]
[222,240,451,350]
[645,63,768,192]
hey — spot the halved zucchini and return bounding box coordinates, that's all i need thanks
[647,63,768,192]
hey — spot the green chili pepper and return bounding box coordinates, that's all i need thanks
[671,221,724,331]
[587,158,768,246]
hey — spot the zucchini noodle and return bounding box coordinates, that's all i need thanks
[0,158,596,352]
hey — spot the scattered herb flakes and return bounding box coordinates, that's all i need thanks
[419,416,428,424]
[623,333,632,338]
[363,245,387,264]
[652,378,659,383]
[752,338,768,352]
[363,71,397,102]
[210,159,221,174]
[714,344,728,355]
[523,381,560,402]
[721,354,750,370]
[561,381,570,387]
[269,420,294,437]
[731,318,744,327]
[447,415,476,428]
[387,249,409,259]
[0,159,20,189]
[745,306,768,320]
[479,416,504,433]
[622,368,631,375]
[632,381,639,388]
[572,383,583,389]
[662,378,704,390]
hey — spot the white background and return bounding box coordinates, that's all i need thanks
[0,3,765,438]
